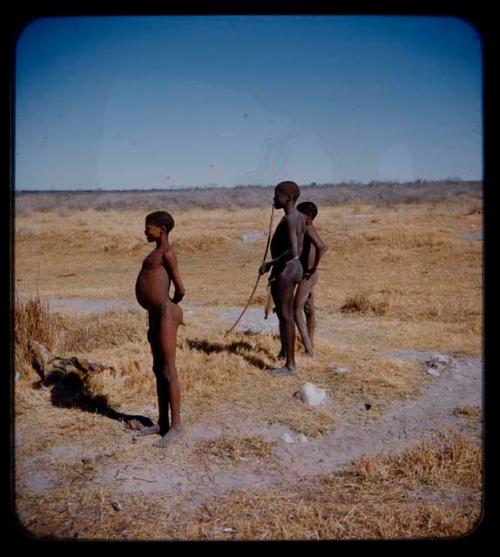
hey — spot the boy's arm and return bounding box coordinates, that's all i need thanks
[163,248,186,303]
[259,215,300,275]
[305,225,328,277]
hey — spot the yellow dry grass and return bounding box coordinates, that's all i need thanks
[13,192,483,541]
[195,436,276,461]
[15,199,482,341]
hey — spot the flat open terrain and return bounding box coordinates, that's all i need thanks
[13,182,483,540]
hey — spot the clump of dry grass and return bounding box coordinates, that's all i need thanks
[195,436,276,461]
[173,234,233,253]
[367,358,420,394]
[340,292,389,316]
[267,411,334,438]
[60,311,145,353]
[454,405,481,418]
[14,294,62,374]
[352,433,482,488]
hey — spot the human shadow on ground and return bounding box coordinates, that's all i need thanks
[186,338,275,370]
[33,369,154,429]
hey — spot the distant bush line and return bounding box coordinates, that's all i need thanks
[15,180,482,213]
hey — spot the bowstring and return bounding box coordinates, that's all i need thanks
[224,205,275,336]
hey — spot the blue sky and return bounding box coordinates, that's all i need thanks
[15,15,483,190]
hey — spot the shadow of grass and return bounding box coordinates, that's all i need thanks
[186,338,273,371]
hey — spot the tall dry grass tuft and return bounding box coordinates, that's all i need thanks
[14,294,62,374]
[340,292,389,316]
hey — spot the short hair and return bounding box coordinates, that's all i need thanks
[297,201,318,220]
[145,210,175,232]
[276,180,300,202]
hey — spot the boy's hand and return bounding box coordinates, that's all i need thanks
[172,290,185,304]
[259,261,272,275]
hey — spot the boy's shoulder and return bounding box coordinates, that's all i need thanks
[161,244,177,261]
[284,209,305,223]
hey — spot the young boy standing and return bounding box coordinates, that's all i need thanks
[295,202,328,357]
[134,211,185,448]
[259,181,305,376]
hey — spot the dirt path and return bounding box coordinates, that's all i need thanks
[276,352,482,478]
[84,353,481,504]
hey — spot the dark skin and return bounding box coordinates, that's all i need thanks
[259,185,305,375]
[295,213,328,357]
[134,218,185,447]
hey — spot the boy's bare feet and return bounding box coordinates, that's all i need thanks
[271,366,298,376]
[133,424,161,437]
[154,424,184,448]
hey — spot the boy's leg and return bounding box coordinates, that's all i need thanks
[134,315,170,437]
[294,272,318,356]
[154,303,184,448]
[304,290,316,351]
[153,344,171,434]
[272,261,303,375]
[271,281,286,358]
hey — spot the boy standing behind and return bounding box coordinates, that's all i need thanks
[295,202,328,357]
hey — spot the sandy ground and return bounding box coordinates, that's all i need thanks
[15,299,483,518]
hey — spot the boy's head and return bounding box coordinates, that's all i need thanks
[144,211,174,241]
[273,181,300,208]
[297,201,318,225]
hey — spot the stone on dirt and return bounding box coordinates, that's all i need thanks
[424,353,451,377]
[327,364,348,375]
[296,383,327,406]
[282,433,295,444]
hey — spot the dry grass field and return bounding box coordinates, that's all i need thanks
[13,182,483,541]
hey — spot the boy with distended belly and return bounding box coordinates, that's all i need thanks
[134,211,185,448]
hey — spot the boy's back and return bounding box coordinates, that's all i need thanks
[300,222,317,275]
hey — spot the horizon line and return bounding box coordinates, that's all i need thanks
[15,178,482,194]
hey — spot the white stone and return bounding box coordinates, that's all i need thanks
[298,383,327,406]
[335,367,348,374]
[297,434,308,444]
[282,433,295,444]
[426,354,450,368]
[426,367,441,377]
